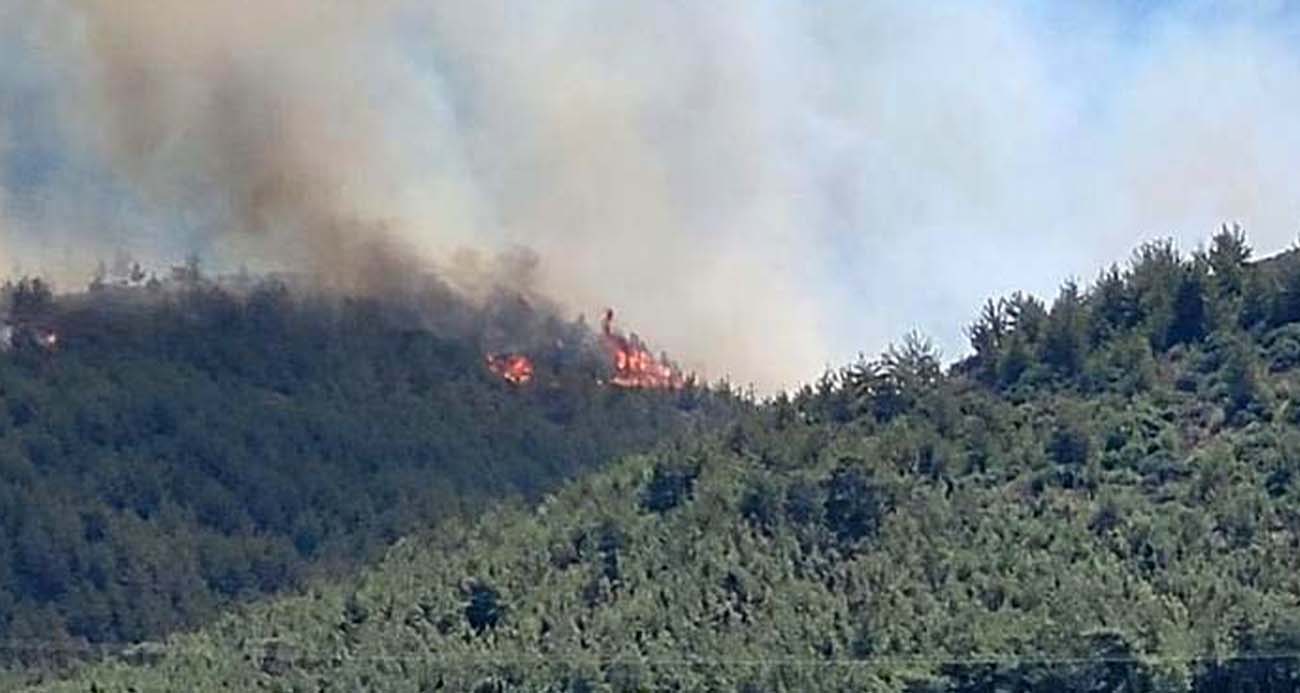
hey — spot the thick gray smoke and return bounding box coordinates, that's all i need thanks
[3,1,1300,391]
[0,115,9,272]
[55,2,428,288]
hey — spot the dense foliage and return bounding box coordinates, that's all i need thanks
[0,275,730,665]
[23,226,1300,691]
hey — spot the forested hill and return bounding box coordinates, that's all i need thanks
[31,226,1300,692]
[0,273,737,668]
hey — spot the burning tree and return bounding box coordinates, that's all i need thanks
[478,298,690,391]
[485,353,535,385]
[601,309,685,389]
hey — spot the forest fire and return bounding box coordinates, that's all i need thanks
[484,310,685,389]
[601,309,685,389]
[485,353,534,385]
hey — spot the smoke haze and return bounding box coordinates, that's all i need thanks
[2,1,1300,391]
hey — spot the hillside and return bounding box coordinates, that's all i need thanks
[25,227,1300,692]
[0,272,735,671]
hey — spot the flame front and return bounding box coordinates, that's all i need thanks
[485,353,534,385]
[484,310,686,389]
[601,309,685,389]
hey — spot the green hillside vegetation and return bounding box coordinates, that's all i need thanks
[26,226,1300,691]
[0,272,733,669]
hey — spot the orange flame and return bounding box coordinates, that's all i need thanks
[485,353,534,385]
[601,309,685,389]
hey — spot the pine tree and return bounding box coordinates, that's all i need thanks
[1207,223,1251,299]
[1167,263,1209,346]
[1043,281,1088,377]
[1007,292,1049,346]
[967,298,1010,383]
[1088,264,1135,345]
[1274,259,1300,326]
[1129,239,1182,350]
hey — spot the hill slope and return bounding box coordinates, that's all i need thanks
[28,228,1300,691]
[0,276,731,664]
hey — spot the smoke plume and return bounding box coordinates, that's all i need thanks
[58,2,424,288]
[0,115,9,273]
[4,1,1300,391]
